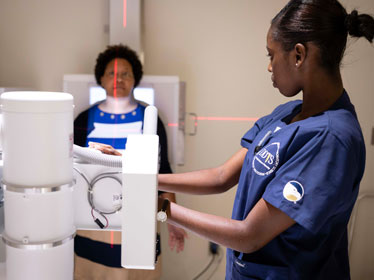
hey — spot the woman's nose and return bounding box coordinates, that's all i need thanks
[267,62,272,73]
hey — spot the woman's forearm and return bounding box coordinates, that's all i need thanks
[158,168,227,195]
[166,199,295,254]
[158,148,247,195]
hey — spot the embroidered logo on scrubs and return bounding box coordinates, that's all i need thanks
[283,181,304,203]
[252,142,280,176]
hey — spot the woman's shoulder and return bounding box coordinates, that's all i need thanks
[136,101,147,110]
[77,103,100,115]
[289,107,364,155]
[326,108,364,149]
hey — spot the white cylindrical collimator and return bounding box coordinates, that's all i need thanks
[143,105,158,135]
[1,91,74,187]
[4,187,74,242]
[5,237,74,280]
[1,91,75,280]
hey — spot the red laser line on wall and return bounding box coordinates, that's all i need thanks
[167,116,259,127]
[196,116,259,122]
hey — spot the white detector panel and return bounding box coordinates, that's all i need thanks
[63,74,185,167]
[122,135,159,269]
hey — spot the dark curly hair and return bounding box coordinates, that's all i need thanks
[94,44,143,88]
[271,0,374,73]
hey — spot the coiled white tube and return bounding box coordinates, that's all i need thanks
[73,144,122,168]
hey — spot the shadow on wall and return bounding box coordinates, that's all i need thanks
[348,192,374,280]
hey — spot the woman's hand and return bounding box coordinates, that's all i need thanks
[88,141,122,156]
[167,224,188,253]
[158,195,188,253]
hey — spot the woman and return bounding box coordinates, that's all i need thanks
[94,1,374,279]
[74,45,186,280]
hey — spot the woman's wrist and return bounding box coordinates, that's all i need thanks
[157,198,170,222]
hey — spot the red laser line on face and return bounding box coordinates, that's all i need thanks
[113,58,118,98]
[123,0,127,28]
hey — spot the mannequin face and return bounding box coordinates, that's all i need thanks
[100,58,135,98]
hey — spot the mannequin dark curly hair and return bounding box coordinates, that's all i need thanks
[94,44,143,88]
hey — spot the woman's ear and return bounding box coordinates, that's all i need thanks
[294,43,306,68]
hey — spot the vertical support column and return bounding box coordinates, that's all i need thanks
[110,0,142,55]
[1,91,75,280]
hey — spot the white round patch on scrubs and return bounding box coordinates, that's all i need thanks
[252,142,280,176]
[283,180,304,203]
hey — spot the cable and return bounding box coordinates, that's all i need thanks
[206,247,223,280]
[91,208,109,229]
[73,167,122,228]
[192,244,223,280]
[88,171,122,215]
[73,167,90,186]
[192,254,216,280]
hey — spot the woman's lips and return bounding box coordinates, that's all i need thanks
[271,75,276,87]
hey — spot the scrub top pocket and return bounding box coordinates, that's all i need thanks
[231,256,289,280]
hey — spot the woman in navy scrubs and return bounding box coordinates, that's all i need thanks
[95,0,374,279]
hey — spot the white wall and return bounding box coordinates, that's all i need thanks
[0,0,373,279]
[142,1,289,278]
[338,2,374,278]
[143,1,374,279]
[0,0,109,90]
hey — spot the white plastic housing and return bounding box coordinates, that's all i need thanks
[0,91,75,280]
[143,106,158,135]
[4,188,74,242]
[1,91,74,187]
[5,238,74,280]
[122,134,159,269]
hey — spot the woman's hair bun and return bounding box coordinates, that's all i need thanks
[345,10,374,43]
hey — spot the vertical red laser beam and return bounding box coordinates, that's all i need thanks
[123,0,127,28]
[111,231,114,248]
[113,58,118,98]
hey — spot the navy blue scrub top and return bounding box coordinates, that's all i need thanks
[226,91,365,280]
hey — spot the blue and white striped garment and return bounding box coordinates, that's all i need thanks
[85,104,145,150]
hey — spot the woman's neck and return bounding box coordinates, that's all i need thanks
[292,70,343,123]
[98,95,138,114]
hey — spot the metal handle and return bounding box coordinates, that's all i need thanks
[187,112,198,136]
